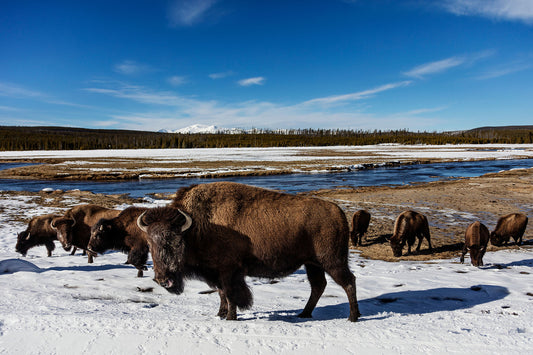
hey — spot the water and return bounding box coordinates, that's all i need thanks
[1,159,532,198]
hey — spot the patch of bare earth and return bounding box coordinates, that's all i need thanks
[309,168,533,262]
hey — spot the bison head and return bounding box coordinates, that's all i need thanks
[468,245,486,267]
[489,231,505,246]
[15,230,32,256]
[137,207,192,295]
[389,235,404,257]
[51,216,76,251]
[88,218,116,254]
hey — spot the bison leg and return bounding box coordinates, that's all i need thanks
[299,264,327,319]
[45,241,55,257]
[460,245,467,264]
[87,252,94,264]
[219,269,252,320]
[217,289,229,318]
[326,265,360,322]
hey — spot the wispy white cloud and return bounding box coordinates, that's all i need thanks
[114,60,151,75]
[302,81,412,106]
[167,75,188,86]
[86,80,426,131]
[441,0,533,24]
[403,57,466,79]
[403,51,494,79]
[476,61,532,80]
[209,71,234,79]
[167,0,218,27]
[238,77,266,86]
[0,82,44,98]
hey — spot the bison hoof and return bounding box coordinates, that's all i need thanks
[297,311,313,319]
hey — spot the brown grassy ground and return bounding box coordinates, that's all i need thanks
[311,168,533,261]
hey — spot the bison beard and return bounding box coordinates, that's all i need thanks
[137,182,360,322]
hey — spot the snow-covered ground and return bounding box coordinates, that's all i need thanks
[0,194,532,354]
[2,144,533,162]
[1,145,533,354]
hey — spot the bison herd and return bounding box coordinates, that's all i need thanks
[15,181,529,322]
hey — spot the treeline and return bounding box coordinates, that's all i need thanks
[1,125,533,151]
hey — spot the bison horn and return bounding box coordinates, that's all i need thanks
[50,219,57,230]
[177,209,192,232]
[25,232,31,241]
[70,216,76,227]
[137,212,149,233]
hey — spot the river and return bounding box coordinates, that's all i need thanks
[1,159,532,198]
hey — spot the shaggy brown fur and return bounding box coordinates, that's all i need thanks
[88,207,150,277]
[51,204,120,263]
[138,181,360,322]
[350,210,371,246]
[460,221,489,267]
[389,210,433,257]
[16,213,62,257]
[490,213,528,246]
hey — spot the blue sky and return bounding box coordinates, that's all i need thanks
[1,0,532,132]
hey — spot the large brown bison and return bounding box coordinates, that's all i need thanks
[460,221,489,267]
[137,182,360,322]
[16,213,62,257]
[88,207,150,277]
[51,204,120,263]
[389,210,433,257]
[490,213,528,246]
[350,210,371,246]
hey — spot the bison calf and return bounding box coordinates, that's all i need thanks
[390,210,433,257]
[350,210,371,246]
[51,204,120,263]
[490,213,528,246]
[16,214,62,257]
[88,207,149,277]
[137,182,360,322]
[460,221,489,267]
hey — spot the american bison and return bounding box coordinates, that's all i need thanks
[137,182,360,322]
[490,213,528,246]
[460,221,489,267]
[389,210,433,257]
[350,210,371,246]
[88,207,150,277]
[51,204,120,263]
[16,213,62,257]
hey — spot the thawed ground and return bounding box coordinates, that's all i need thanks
[1,145,533,354]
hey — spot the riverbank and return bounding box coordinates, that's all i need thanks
[1,144,532,180]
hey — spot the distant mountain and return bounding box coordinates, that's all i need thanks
[159,124,219,134]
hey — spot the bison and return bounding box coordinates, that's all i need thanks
[490,213,528,246]
[16,213,62,257]
[460,221,489,267]
[137,182,360,322]
[389,210,433,257]
[88,207,150,277]
[350,210,371,246]
[51,204,120,263]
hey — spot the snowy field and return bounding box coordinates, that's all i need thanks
[1,145,533,354]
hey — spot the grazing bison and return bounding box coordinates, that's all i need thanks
[88,207,150,277]
[350,210,371,246]
[16,214,62,257]
[389,210,433,257]
[490,213,528,246]
[51,204,120,263]
[137,182,360,322]
[460,221,489,267]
